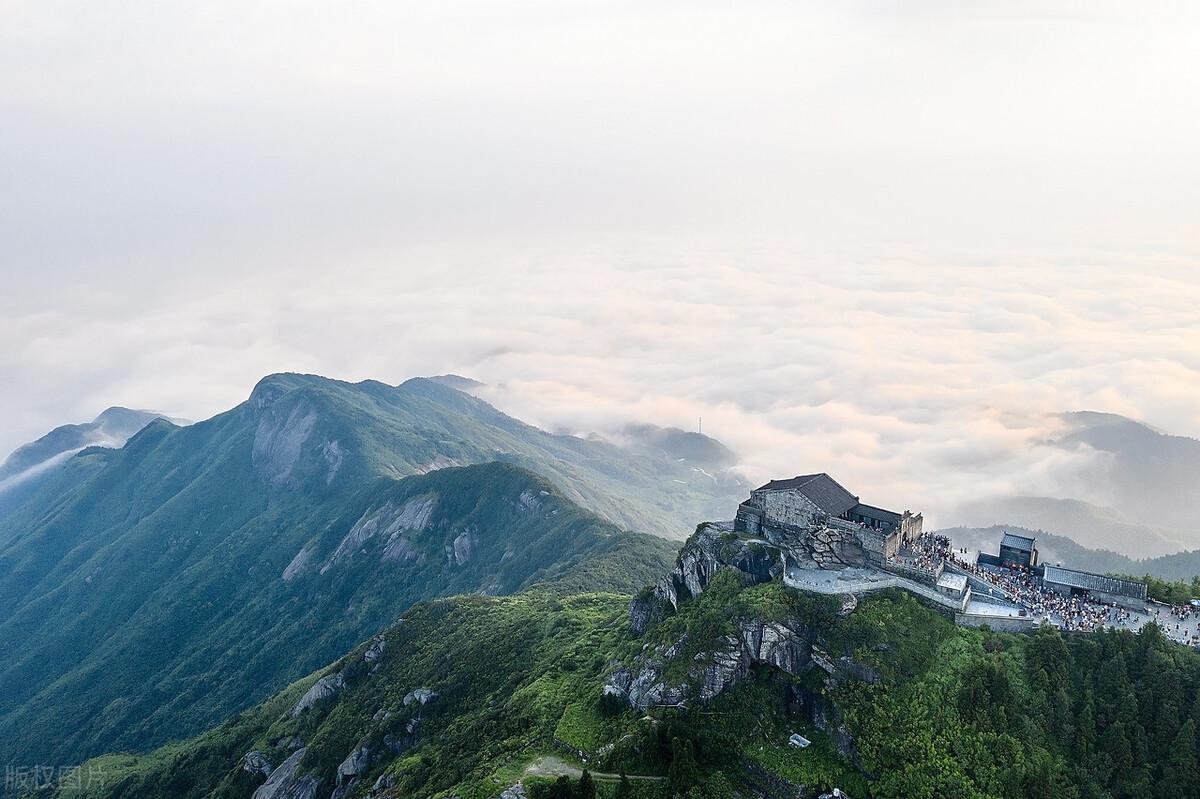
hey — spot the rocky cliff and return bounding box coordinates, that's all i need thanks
[629,522,783,634]
[609,520,882,764]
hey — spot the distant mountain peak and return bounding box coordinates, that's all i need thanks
[0,407,182,501]
[1060,410,1167,437]
[424,374,485,392]
[615,423,738,469]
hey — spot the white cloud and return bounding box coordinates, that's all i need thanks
[3,245,1200,528]
[2,1,1199,525]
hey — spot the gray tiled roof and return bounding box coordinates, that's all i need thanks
[754,473,859,516]
[1042,566,1148,599]
[851,502,902,525]
[1000,532,1037,552]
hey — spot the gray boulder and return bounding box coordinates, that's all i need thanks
[241,751,273,778]
[403,687,438,706]
[288,672,345,718]
[251,748,322,799]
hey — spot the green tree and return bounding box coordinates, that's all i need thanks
[577,770,596,799]
[667,737,701,795]
[1158,718,1199,796]
[550,775,574,799]
[614,772,632,799]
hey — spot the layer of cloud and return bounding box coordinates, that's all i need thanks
[3,244,1200,527]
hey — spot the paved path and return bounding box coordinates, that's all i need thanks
[784,565,966,613]
[524,755,665,783]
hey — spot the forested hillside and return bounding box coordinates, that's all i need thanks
[0,457,674,770]
[0,372,748,766]
[45,565,1200,799]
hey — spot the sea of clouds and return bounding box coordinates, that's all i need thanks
[3,243,1199,527]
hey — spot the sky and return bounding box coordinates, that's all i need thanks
[3,1,1199,520]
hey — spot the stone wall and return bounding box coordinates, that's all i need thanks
[955,612,1037,632]
[900,511,924,546]
[752,489,822,530]
[733,502,763,534]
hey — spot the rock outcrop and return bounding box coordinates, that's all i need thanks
[499,783,528,799]
[251,748,322,799]
[252,403,318,487]
[790,525,868,570]
[289,673,345,718]
[364,635,386,670]
[366,773,396,798]
[323,495,438,572]
[241,751,273,777]
[450,531,474,565]
[281,544,315,582]
[605,617,813,709]
[403,687,438,706]
[331,742,372,799]
[629,523,783,634]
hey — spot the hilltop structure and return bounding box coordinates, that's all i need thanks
[1041,566,1147,608]
[733,473,924,565]
[998,532,1038,569]
[630,472,1035,635]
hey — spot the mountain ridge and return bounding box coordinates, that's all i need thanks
[0,372,732,767]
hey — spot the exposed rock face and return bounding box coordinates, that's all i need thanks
[790,681,858,762]
[450,531,474,565]
[321,440,345,485]
[274,735,303,751]
[253,403,318,486]
[603,659,688,710]
[403,687,438,706]
[606,617,812,709]
[281,543,315,582]
[414,454,459,474]
[364,635,386,670]
[241,751,273,777]
[251,748,322,799]
[384,719,421,755]
[629,523,782,634]
[323,495,437,572]
[289,673,346,718]
[366,773,396,798]
[517,489,542,513]
[331,742,372,799]
[810,646,881,686]
[786,525,868,570]
[382,534,419,563]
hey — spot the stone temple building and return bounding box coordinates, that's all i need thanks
[733,473,923,566]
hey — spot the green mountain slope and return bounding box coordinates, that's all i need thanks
[48,560,1200,799]
[0,373,742,765]
[0,439,681,767]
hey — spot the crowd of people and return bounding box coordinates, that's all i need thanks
[1149,603,1200,645]
[904,535,1200,637]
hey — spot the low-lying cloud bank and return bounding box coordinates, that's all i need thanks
[3,244,1198,528]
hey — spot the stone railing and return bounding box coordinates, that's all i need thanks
[884,557,943,585]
